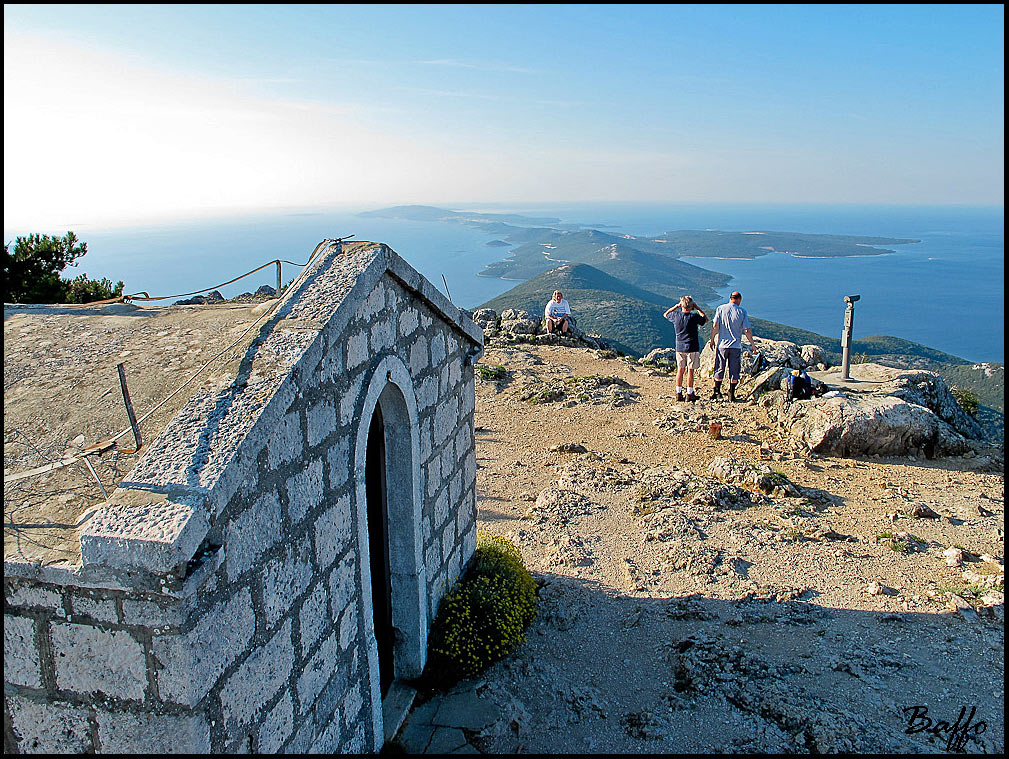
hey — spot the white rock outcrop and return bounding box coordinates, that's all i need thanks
[760,363,983,458]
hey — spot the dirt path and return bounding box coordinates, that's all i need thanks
[457,344,1004,754]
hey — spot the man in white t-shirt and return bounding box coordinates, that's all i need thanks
[709,291,756,402]
[544,290,572,334]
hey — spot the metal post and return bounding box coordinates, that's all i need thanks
[841,294,860,380]
[276,261,283,296]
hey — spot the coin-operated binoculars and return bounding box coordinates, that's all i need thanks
[841,294,860,380]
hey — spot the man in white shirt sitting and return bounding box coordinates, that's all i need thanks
[544,290,572,334]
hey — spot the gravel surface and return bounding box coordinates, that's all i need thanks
[466,343,1003,754]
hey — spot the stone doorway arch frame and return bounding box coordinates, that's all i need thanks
[352,354,427,749]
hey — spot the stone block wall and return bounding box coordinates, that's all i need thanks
[4,243,481,753]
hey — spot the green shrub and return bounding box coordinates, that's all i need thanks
[951,386,979,417]
[4,232,124,304]
[427,533,537,683]
[476,364,507,381]
[65,273,124,303]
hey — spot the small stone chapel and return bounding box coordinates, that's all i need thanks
[4,241,484,753]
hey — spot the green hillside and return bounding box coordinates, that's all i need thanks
[480,262,974,368]
[938,363,1005,413]
[480,263,680,355]
[481,229,684,280]
[479,227,922,280]
[580,244,728,305]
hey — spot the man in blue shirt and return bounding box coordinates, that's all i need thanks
[709,291,757,402]
[663,295,707,402]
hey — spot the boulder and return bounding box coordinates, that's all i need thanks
[762,392,971,458]
[755,338,806,370]
[472,308,498,330]
[882,369,984,440]
[759,363,985,459]
[707,457,802,498]
[737,366,790,400]
[500,308,533,321]
[641,348,679,366]
[500,318,540,335]
[700,337,824,378]
[527,487,597,525]
[800,344,826,367]
[174,289,225,306]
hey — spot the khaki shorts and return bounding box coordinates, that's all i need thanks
[676,351,700,369]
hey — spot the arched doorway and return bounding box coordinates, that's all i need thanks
[365,403,394,696]
[353,357,426,749]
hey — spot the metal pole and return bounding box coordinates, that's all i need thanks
[276,261,283,295]
[841,295,859,380]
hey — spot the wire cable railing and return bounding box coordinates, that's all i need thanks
[3,236,350,486]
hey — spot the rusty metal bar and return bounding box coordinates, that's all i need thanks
[117,363,143,455]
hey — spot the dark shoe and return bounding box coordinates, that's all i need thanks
[676,391,685,403]
[710,390,722,401]
[686,392,699,403]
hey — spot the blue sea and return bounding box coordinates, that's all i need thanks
[5,203,1003,362]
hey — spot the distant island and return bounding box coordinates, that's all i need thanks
[358,205,563,228]
[362,205,1000,435]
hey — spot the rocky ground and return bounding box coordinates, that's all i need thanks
[400,342,1004,754]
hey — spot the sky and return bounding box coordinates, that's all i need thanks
[4,4,1004,227]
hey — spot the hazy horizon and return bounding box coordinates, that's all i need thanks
[4,200,1004,239]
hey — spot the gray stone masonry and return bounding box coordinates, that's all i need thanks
[4,241,483,754]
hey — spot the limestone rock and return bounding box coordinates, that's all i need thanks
[943,547,965,567]
[737,366,790,401]
[707,457,801,498]
[527,488,597,525]
[882,369,984,440]
[471,308,498,324]
[866,582,896,596]
[500,318,540,335]
[754,338,807,370]
[800,344,826,367]
[641,348,678,366]
[979,591,1004,621]
[699,337,825,379]
[947,594,980,622]
[500,308,533,321]
[762,389,972,458]
[906,503,941,519]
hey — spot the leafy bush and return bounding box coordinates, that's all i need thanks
[426,533,537,684]
[4,232,123,304]
[951,386,979,417]
[476,364,508,381]
[65,273,125,304]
